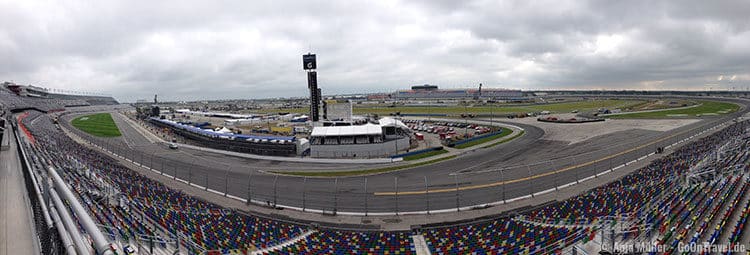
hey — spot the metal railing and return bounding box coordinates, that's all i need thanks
[12,120,62,255]
[14,115,119,255]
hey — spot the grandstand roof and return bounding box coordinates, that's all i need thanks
[177,109,255,119]
[150,117,295,141]
[378,117,409,129]
[310,117,409,137]
[311,123,382,137]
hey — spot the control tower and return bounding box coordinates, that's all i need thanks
[303,53,320,122]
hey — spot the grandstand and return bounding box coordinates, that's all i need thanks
[393,86,527,101]
[4,92,750,254]
[2,81,118,107]
[148,117,298,156]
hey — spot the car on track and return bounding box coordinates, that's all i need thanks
[168,143,178,150]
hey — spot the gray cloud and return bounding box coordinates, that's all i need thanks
[1,0,749,102]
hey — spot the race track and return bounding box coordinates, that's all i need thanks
[60,97,750,215]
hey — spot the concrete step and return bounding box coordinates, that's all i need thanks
[412,234,431,255]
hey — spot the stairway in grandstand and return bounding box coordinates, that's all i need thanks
[251,230,316,255]
[411,234,431,255]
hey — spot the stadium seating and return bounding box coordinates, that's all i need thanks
[9,98,750,254]
[0,86,118,113]
[266,230,415,255]
[704,180,747,246]
[423,219,590,254]
[20,111,305,253]
[728,194,750,249]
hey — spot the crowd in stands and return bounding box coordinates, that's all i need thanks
[9,98,750,254]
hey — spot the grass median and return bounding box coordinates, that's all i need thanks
[402,149,449,161]
[482,130,525,149]
[453,127,512,149]
[71,113,122,137]
[608,100,740,118]
[250,99,647,116]
[270,155,458,177]
[352,99,646,115]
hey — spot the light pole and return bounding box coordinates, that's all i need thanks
[490,101,494,125]
[428,100,431,122]
[464,103,469,137]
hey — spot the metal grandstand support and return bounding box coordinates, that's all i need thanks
[49,191,90,255]
[96,223,178,255]
[563,245,589,255]
[48,207,77,255]
[686,148,719,185]
[48,166,116,255]
[515,213,655,255]
[598,216,656,254]
[529,227,590,255]
[71,157,121,206]
[514,215,594,228]
[687,136,744,184]
[128,201,204,254]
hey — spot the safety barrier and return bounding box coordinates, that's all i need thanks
[401,113,448,117]
[447,129,505,147]
[390,146,444,159]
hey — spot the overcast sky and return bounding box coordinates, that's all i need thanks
[2,0,749,102]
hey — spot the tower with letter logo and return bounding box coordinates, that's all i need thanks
[303,53,320,122]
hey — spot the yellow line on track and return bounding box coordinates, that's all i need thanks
[374,124,706,196]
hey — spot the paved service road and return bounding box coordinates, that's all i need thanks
[61,97,749,214]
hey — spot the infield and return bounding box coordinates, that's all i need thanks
[71,113,122,137]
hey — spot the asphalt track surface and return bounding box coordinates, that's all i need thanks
[61,97,750,215]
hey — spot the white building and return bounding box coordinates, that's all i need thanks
[309,117,412,158]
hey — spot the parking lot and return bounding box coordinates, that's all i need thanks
[403,119,497,149]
